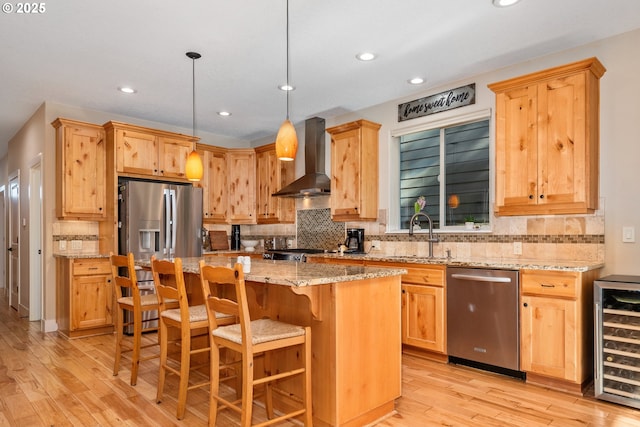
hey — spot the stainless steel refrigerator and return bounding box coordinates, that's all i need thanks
[118,179,203,332]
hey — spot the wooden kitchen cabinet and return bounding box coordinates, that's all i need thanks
[227,149,256,224]
[520,268,600,393]
[52,118,106,220]
[489,58,605,216]
[56,257,114,339]
[255,143,295,224]
[368,261,446,357]
[104,121,196,181]
[196,144,228,223]
[327,119,381,221]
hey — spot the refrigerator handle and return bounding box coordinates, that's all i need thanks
[170,189,177,256]
[164,189,171,256]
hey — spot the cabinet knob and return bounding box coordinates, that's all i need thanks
[523,302,528,307]
[539,194,545,199]
[529,195,534,199]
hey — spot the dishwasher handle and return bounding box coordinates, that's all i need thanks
[450,273,512,283]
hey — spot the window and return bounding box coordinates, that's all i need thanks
[398,117,490,230]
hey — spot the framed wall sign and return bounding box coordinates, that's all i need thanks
[398,83,475,122]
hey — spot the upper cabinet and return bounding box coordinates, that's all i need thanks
[255,143,295,224]
[227,149,256,224]
[196,144,228,223]
[327,119,381,221]
[104,121,196,181]
[489,57,606,216]
[52,118,106,220]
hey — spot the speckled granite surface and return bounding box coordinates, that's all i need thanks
[135,257,407,287]
[56,252,603,273]
[309,253,603,272]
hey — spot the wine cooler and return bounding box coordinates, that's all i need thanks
[594,275,640,409]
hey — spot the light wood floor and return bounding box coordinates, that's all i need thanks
[1,291,639,426]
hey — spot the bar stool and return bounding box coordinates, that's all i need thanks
[110,252,160,386]
[199,260,312,426]
[151,256,235,420]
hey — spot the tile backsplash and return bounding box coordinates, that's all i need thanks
[297,208,345,250]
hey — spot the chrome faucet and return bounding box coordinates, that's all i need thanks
[408,212,439,258]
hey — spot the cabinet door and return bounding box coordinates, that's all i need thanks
[537,73,587,206]
[494,85,538,210]
[71,274,113,331]
[520,295,577,381]
[330,127,362,218]
[256,148,278,221]
[203,148,228,222]
[402,284,445,353]
[158,136,193,179]
[116,128,158,175]
[58,123,106,218]
[228,150,256,223]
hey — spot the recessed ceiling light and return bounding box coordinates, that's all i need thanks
[492,0,521,7]
[408,77,425,85]
[218,111,231,117]
[118,86,136,94]
[278,84,295,91]
[356,52,377,61]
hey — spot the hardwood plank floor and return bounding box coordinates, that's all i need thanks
[0,290,638,426]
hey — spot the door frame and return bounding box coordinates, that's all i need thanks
[8,171,19,310]
[29,155,43,321]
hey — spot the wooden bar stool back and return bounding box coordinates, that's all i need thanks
[151,256,231,420]
[199,260,312,427]
[110,252,160,386]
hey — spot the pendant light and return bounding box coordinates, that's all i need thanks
[275,0,298,161]
[185,51,204,182]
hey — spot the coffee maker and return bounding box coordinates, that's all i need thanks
[344,228,365,253]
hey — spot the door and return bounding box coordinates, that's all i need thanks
[520,295,577,381]
[0,186,5,293]
[171,185,202,258]
[8,175,19,310]
[402,283,445,353]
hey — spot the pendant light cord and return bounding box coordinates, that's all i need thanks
[285,0,290,121]
[192,56,196,135]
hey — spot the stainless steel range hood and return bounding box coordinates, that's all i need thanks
[272,117,331,198]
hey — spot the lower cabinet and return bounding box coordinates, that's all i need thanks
[56,257,114,338]
[520,268,600,393]
[368,261,446,356]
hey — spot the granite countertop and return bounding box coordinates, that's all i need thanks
[135,256,407,287]
[53,253,111,259]
[309,253,604,272]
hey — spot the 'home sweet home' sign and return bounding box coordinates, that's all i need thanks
[398,83,475,122]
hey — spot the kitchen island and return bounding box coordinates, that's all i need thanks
[137,257,406,427]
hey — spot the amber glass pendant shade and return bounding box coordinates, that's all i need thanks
[275,119,298,161]
[185,149,204,181]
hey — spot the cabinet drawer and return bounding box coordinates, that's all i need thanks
[367,261,445,286]
[521,270,579,299]
[73,259,111,276]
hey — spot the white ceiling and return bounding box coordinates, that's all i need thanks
[2,0,640,158]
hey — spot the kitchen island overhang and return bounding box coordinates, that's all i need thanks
[136,257,406,427]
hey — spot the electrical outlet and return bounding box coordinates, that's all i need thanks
[71,240,82,250]
[371,240,381,250]
[513,241,523,255]
[59,240,67,251]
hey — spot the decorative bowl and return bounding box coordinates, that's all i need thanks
[240,239,260,252]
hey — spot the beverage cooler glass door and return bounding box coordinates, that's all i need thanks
[594,275,640,409]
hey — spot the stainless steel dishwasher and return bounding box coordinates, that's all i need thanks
[447,267,523,377]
